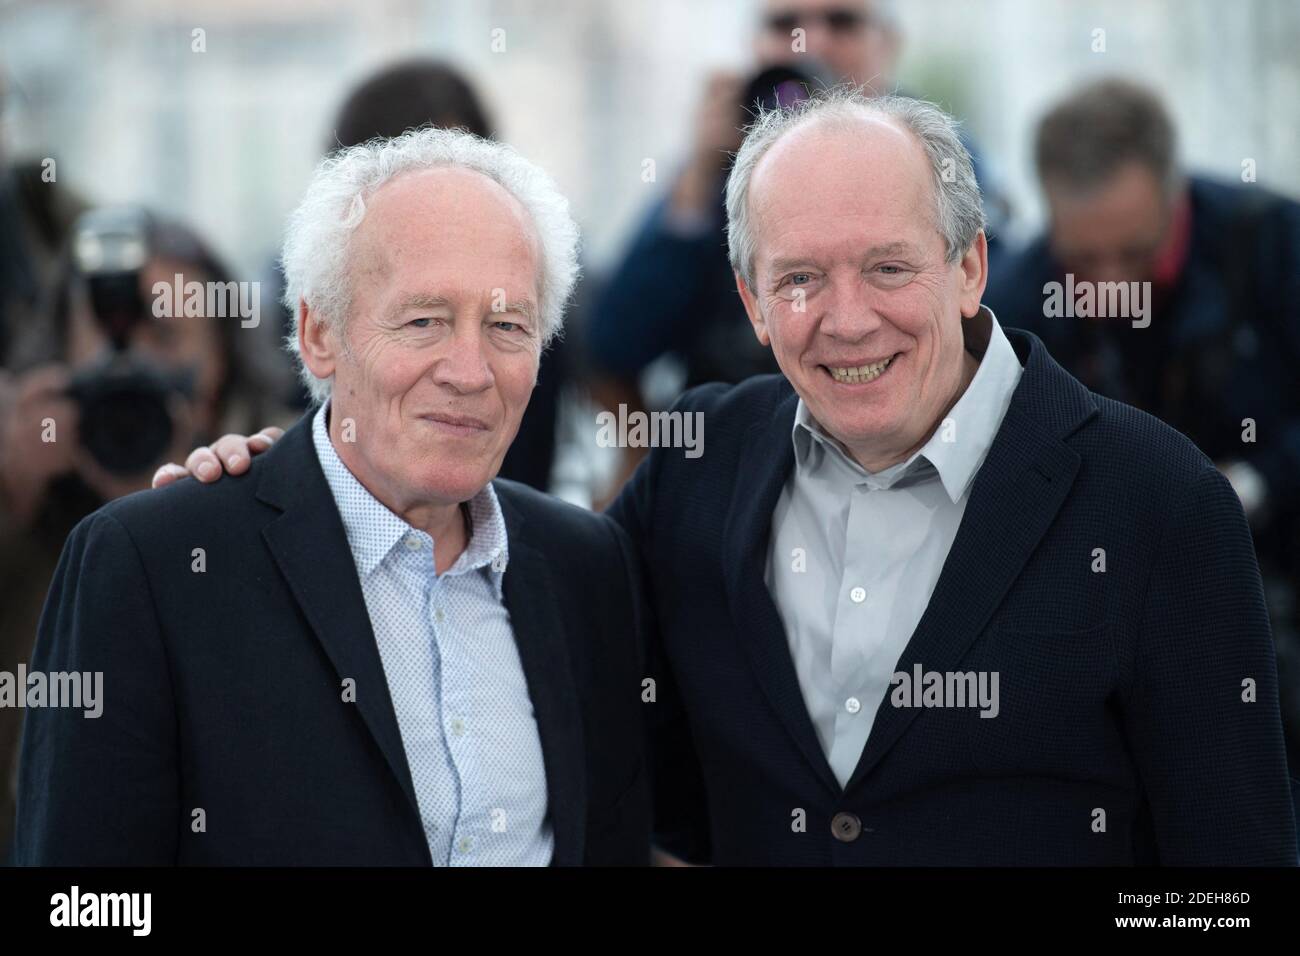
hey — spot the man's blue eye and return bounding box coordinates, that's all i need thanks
[495,321,520,332]
[879,265,901,275]
[409,318,431,328]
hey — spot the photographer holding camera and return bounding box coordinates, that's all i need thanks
[0,208,274,860]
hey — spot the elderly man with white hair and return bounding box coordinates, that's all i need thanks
[157,88,1296,867]
[14,127,651,866]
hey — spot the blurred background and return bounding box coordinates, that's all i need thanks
[4,0,1298,494]
[1,0,1299,861]
[2,0,1297,273]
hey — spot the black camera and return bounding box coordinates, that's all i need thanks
[739,60,833,118]
[66,207,194,476]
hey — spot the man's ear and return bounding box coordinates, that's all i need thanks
[735,271,771,347]
[298,299,339,381]
[958,230,989,319]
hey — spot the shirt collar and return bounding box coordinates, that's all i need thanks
[791,305,1024,503]
[311,402,509,594]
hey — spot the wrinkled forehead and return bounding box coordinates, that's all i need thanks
[353,167,541,278]
[748,114,937,258]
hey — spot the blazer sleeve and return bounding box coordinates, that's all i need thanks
[1126,464,1298,865]
[13,510,180,865]
[591,515,654,866]
[606,411,714,864]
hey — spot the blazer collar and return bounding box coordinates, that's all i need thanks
[254,415,431,861]
[724,383,836,791]
[309,402,508,595]
[847,327,1098,789]
[254,421,589,865]
[723,328,1098,796]
[493,484,589,866]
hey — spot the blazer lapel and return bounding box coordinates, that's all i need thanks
[845,330,1098,791]
[723,384,842,796]
[255,418,428,857]
[497,487,587,866]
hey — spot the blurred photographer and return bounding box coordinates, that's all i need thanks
[984,78,1300,775]
[0,208,270,860]
[0,66,87,372]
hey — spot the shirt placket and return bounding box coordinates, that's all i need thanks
[828,482,878,776]
[431,561,484,865]
[388,531,453,864]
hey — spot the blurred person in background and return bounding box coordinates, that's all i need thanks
[0,209,273,861]
[583,0,1007,500]
[259,58,568,491]
[0,66,86,369]
[984,77,1300,776]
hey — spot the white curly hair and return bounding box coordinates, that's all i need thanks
[280,126,581,404]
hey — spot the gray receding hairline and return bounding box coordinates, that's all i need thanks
[725,85,986,288]
[280,125,580,405]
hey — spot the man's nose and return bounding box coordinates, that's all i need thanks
[432,326,494,393]
[818,274,882,340]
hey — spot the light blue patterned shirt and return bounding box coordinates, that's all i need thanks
[312,403,554,865]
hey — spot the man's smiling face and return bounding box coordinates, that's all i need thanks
[302,166,543,513]
[736,115,986,470]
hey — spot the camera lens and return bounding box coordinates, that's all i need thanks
[69,357,191,476]
[740,62,833,117]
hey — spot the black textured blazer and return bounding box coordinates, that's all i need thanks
[610,327,1297,865]
[15,415,651,866]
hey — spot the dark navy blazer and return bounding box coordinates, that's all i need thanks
[14,416,651,865]
[610,327,1298,865]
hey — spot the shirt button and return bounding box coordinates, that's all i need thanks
[845,696,861,714]
[404,536,421,551]
[850,586,866,603]
[434,608,446,623]
[457,836,473,854]
[450,717,465,737]
[831,812,863,842]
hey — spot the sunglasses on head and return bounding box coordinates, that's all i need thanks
[765,8,870,34]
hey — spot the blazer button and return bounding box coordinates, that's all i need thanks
[831,812,862,842]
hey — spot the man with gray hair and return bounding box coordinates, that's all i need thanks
[162,88,1295,866]
[14,126,650,865]
[613,86,1295,865]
